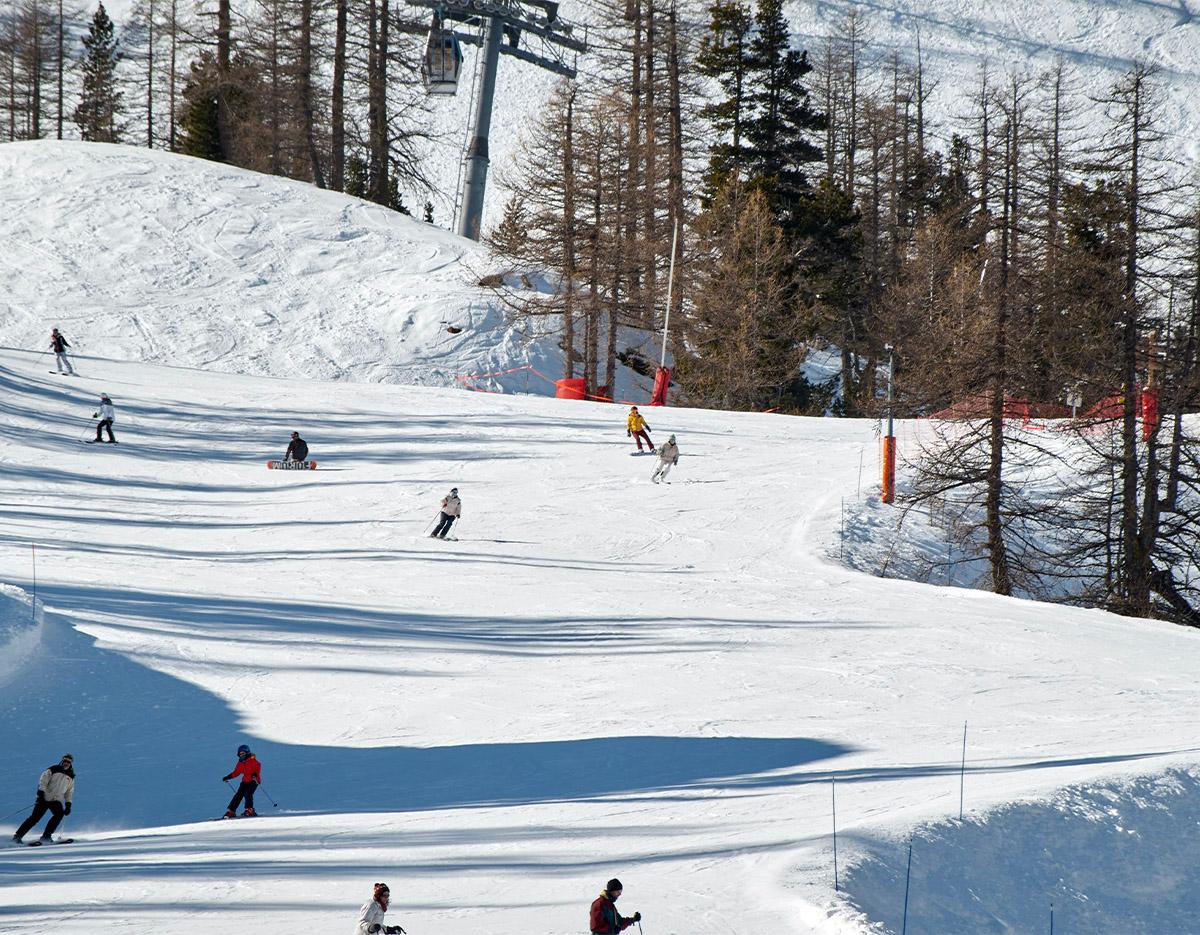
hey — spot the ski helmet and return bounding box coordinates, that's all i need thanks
[450,487,458,495]
[606,878,623,896]
[668,434,676,443]
[236,744,251,757]
[100,393,111,401]
[291,431,299,438]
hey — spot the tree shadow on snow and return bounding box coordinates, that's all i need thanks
[0,611,856,832]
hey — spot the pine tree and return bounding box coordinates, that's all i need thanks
[178,52,222,159]
[744,0,824,233]
[677,178,801,410]
[487,195,529,257]
[73,2,121,141]
[695,0,754,200]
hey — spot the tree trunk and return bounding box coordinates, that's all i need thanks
[665,0,684,340]
[367,0,389,204]
[216,0,231,158]
[562,90,577,379]
[985,100,1016,597]
[145,0,154,146]
[1120,72,1147,614]
[330,0,347,189]
[168,0,177,149]
[299,0,324,186]
[55,0,63,139]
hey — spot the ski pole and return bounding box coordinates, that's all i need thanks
[423,513,440,536]
[258,784,279,808]
[0,803,31,821]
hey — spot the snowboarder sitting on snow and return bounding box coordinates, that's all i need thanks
[626,406,655,452]
[651,434,679,484]
[49,327,74,375]
[590,878,641,934]
[355,882,407,935]
[430,487,461,539]
[92,393,117,443]
[285,431,309,462]
[12,754,75,845]
[221,744,261,818]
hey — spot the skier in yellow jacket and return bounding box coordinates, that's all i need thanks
[626,407,655,452]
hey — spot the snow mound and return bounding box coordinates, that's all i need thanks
[0,582,42,686]
[0,140,609,393]
[843,768,1200,934]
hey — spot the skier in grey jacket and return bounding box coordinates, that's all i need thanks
[12,754,75,844]
[651,435,679,484]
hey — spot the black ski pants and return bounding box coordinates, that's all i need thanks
[432,512,456,538]
[227,780,257,813]
[15,798,64,840]
[95,418,115,442]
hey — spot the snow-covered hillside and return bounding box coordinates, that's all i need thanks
[0,141,649,398]
[1,346,1198,933]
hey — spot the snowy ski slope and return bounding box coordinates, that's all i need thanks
[1,347,1199,933]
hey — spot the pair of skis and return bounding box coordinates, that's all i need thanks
[21,838,74,847]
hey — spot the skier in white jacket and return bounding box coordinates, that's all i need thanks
[12,754,75,844]
[355,883,406,934]
[651,435,679,484]
[91,393,117,444]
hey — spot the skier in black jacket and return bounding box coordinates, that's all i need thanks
[285,432,309,463]
[49,328,74,375]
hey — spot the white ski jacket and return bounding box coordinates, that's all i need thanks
[38,767,74,804]
[657,440,679,463]
[440,494,462,517]
[97,401,115,421]
[354,899,388,934]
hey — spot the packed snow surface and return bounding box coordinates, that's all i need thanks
[1,348,1199,933]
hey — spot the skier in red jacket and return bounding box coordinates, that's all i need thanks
[590,878,641,934]
[221,744,262,818]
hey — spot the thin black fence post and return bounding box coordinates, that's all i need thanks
[959,720,968,821]
[832,776,839,892]
[840,498,846,560]
[901,836,913,935]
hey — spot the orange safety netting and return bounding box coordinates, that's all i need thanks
[455,365,642,406]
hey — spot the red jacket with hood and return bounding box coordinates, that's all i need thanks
[226,755,261,784]
[589,893,634,934]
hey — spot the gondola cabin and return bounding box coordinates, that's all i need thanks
[423,26,463,95]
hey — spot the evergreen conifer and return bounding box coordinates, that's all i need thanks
[73,3,123,142]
